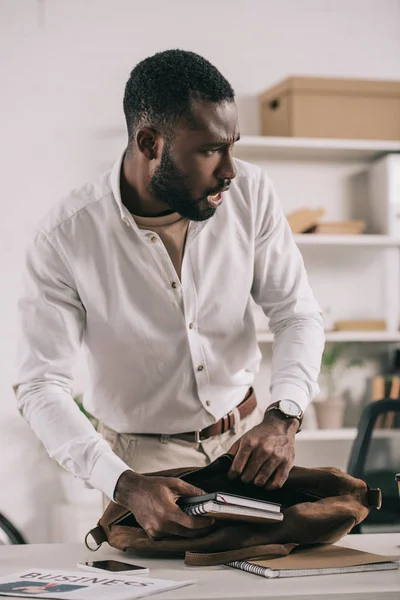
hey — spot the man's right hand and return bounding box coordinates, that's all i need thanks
[114,470,215,540]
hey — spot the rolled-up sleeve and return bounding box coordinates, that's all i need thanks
[251,172,325,412]
[12,231,130,500]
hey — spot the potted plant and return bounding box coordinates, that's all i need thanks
[73,394,98,429]
[314,344,363,429]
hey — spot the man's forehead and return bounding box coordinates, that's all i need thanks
[184,99,239,142]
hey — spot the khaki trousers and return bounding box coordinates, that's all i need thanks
[99,403,265,505]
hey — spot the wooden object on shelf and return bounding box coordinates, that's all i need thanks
[260,76,400,140]
[371,375,385,402]
[371,375,386,429]
[383,375,400,429]
[309,220,366,235]
[286,208,325,233]
[333,319,387,331]
[370,375,400,429]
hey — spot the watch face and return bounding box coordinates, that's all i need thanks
[279,399,302,417]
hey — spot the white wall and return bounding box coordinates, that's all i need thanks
[1,0,400,542]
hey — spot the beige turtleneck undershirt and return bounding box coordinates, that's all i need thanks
[132,212,190,280]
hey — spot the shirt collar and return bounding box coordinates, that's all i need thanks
[110,151,128,221]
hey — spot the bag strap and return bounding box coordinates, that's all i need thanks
[184,543,298,566]
[84,526,107,551]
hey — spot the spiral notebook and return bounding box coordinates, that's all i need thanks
[227,544,399,578]
[181,499,283,523]
[178,491,283,524]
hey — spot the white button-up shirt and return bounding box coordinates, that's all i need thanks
[13,154,325,499]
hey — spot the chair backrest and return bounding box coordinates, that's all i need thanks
[0,513,27,545]
[347,399,400,529]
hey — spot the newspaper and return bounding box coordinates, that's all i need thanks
[0,569,196,599]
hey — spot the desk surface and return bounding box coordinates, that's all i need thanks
[0,534,399,600]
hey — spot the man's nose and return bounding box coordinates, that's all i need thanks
[218,152,237,181]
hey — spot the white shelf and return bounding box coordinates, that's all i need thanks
[257,331,400,343]
[293,234,400,247]
[297,428,357,441]
[233,135,400,161]
[296,427,400,441]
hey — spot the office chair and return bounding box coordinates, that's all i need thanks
[347,399,400,533]
[0,513,27,545]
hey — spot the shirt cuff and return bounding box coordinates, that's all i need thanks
[270,383,312,413]
[89,451,133,501]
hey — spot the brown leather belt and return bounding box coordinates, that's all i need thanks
[171,387,257,443]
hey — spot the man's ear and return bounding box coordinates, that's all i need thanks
[136,128,162,160]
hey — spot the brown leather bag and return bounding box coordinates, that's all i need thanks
[86,454,381,566]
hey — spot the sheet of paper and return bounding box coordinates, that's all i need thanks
[0,569,196,600]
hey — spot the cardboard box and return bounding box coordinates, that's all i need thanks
[260,76,400,140]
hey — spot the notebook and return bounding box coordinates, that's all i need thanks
[178,492,283,524]
[181,500,283,523]
[179,492,281,513]
[227,543,399,578]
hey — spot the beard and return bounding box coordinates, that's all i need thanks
[147,144,216,222]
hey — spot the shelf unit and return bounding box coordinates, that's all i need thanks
[257,331,400,343]
[296,427,400,442]
[235,135,400,344]
[297,428,357,441]
[234,135,400,161]
[293,234,400,247]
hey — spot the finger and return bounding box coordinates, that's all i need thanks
[252,457,281,487]
[173,508,215,530]
[146,509,215,540]
[170,479,206,498]
[265,461,292,490]
[266,470,289,490]
[228,442,253,479]
[228,439,240,456]
[240,450,269,484]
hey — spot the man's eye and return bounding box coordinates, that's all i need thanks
[204,148,219,155]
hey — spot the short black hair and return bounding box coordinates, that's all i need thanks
[123,49,235,142]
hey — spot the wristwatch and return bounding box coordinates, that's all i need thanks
[266,399,304,432]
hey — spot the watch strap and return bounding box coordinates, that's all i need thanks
[266,401,303,433]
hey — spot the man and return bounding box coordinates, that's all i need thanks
[13,50,324,541]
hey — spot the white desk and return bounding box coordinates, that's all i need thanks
[0,534,399,600]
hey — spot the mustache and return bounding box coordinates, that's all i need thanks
[206,181,231,196]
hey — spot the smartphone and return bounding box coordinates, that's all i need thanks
[77,560,149,574]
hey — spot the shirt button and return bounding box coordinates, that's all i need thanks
[197,365,204,372]
[206,400,211,407]
[171,281,178,289]
[189,322,195,329]
[151,236,158,243]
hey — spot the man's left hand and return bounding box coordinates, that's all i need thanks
[228,409,299,489]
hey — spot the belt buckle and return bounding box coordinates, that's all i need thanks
[195,431,201,443]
